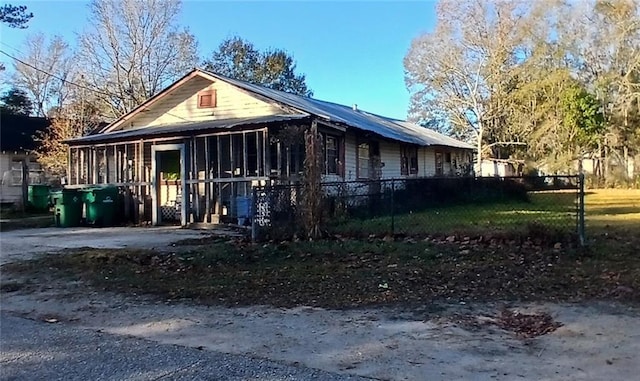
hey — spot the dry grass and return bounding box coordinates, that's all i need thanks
[585,189,640,231]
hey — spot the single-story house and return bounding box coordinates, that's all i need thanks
[0,112,48,207]
[66,68,474,226]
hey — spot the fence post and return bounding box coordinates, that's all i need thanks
[251,187,258,242]
[578,173,586,246]
[391,180,395,235]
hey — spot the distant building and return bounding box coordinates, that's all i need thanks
[0,112,49,208]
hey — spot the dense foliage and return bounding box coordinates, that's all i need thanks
[405,0,639,182]
[203,36,312,97]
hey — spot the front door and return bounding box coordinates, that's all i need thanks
[151,144,187,226]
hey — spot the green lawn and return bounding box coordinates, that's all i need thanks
[330,190,579,237]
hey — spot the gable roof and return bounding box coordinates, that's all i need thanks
[96,68,474,150]
[0,112,50,153]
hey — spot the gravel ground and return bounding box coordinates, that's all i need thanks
[0,311,366,381]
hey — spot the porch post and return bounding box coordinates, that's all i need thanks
[181,142,188,226]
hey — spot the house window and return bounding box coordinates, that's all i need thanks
[9,160,23,186]
[357,142,370,179]
[435,152,444,176]
[321,133,341,175]
[198,90,216,108]
[401,145,419,175]
[445,152,452,163]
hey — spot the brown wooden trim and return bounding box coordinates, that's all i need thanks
[197,90,217,108]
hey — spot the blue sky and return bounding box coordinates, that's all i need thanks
[0,0,437,119]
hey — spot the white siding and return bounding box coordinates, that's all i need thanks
[420,147,436,177]
[379,140,401,179]
[344,130,358,181]
[0,154,20,203]
[123,76,283,129]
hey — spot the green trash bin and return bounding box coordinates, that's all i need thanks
[28,184,51,211]
[83,186,119,227]
[51,189,83,227]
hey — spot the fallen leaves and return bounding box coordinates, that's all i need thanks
[450,309,563,339]
[2,229,639,309]
[495,309,563,338]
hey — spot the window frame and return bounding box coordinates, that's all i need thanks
[197,90,217,109]
[319,133,343,176]
[435,151,444,176]
[400,145,419,176]
[356,141,370,179]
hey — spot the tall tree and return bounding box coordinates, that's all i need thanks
[204,36,312,96]
[513,69,605,173]
[404,0,537,174]
[12,33,76,117]
[78,0,198,118]
[0,87,33,115]
[580,0,640,181]
[0,4,32,28]
[33,99,102,181]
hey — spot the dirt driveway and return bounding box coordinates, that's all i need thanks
[0,226,219,265]
[1,227,639,380]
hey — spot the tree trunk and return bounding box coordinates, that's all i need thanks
[476,128,483,177]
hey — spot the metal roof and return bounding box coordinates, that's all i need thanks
[200,69,475,150]
[68,114,308,144]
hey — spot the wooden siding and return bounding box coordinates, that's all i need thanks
[379,140,402,179]
[344,130,358,181]
[420,147,436,177]
[122,77,283,129]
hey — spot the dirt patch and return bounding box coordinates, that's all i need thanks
[0,226,223,265]
[3,229,639,379]
[1,275,639,380]
[5,230,637,309]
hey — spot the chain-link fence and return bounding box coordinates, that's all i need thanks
[252,175,585,244]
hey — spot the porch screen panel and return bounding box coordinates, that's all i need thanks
[96,147,107,183]
[143,142,153,184]
[232,134,244,177]
[69,148,78,185]
[106,146,116,183]
[208,136,219,178]
[269,141,280,176]
[290,143,304,176]
[195,137,207,174]
[79,148,88,184]
[246,132,258,177]
[195,137,207,206]
[219,135,231,178]
[257,131,265,177]
[123,144,135,182]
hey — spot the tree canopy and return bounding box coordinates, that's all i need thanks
[0,87,33,115]
[77,0,198,118]
[405,0,639,181]
[204,36,312,97]
[12,33,76,117]
[0,4,32,28]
